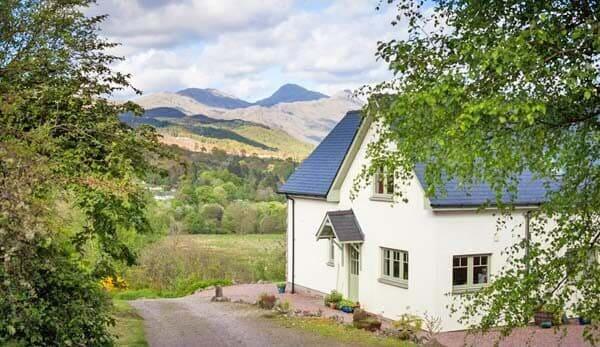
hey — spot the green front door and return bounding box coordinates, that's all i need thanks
[348,245,359,302]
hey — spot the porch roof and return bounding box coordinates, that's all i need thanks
[316,210,364,243]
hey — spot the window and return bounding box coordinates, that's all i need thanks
[327,238,335,266]
[379,248,408,288]
[452,254,490,293]
[373,166,394,199]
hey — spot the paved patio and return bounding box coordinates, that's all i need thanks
[196,284,595,347]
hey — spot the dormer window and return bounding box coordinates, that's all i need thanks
[372,166,394,200]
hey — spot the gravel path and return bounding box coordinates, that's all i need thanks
[130,295,357,347]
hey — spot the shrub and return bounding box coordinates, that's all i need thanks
[258,293,277,310]
[275,300,292,314]
[0,246,114,346]
[393,313,423,342]
[201,203,224,222]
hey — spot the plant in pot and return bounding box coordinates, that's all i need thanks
[534,304,564,326]
[276,282,286,294]
[324,290,342,309]
[339,299,357,313]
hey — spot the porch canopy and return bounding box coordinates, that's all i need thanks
[316,209,364,243]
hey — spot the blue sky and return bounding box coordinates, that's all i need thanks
[92,0,404,101]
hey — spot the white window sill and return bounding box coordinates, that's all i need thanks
[370,195,394,202]
[451,284,488,295]
[326,261,334,267]
[378,277,408,289]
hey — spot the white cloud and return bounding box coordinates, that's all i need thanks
[100,0,402,100]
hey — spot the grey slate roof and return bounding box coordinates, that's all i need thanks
[326,210,364,243]
[414,164,557,208]
[279,110,555,207]
[278,111,363,197]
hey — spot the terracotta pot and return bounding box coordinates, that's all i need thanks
[329,302,337,309]
[534,311,557,325]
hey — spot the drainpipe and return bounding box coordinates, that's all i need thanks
[524,210,531,274]
[286,195,296,294]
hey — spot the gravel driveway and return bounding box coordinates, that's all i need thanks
[130,295,360,347]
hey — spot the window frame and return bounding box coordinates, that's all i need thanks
[378,247,409,289]
[452,254,491,294]
[371,166,395,201]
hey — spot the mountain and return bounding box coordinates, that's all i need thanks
[254,83,328,107]
[133,92,225,117]
[129,84,362,147]
[177,88,252,109]
[218,93,361,144]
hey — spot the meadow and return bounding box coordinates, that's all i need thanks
[111,234,286,300]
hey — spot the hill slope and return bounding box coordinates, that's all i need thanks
[177,88,252,109]
[121,107,312,160]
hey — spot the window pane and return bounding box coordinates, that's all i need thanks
[481,256,488,265]
[377,178,385,194]
[383,258,390,276]
[393,260,400,278]
[473,265,488,284]
[453,257,459,267]
[461,257,467,266]
[386,174,394,194]
[474,256,480,266]
[403,261,408,280]
[393,251,400,261]
[453,267,468,285]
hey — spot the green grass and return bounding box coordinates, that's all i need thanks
[111,300,147,347]
[119,234,285,298]
[271,316,416,347]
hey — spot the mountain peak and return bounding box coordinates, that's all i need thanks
[176,88,252,109]
[255,84,328,107]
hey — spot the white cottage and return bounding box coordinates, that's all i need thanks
[278,111,550,331]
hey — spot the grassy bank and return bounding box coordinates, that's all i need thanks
[111,300,147,347]
[272,316,416,347]
[112,234,285,299]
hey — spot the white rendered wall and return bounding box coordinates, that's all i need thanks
[287,125,530,331]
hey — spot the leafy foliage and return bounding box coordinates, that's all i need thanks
[0,0,160,345]
[359,0,599,342]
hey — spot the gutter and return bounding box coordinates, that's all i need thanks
[286,194,296,294]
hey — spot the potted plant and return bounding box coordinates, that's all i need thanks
[578,316,592,325]
[324,290,342,308]
[339,299,356,313]
[534,304,563,326]
[276,282,286,294]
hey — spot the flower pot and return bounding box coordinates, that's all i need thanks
[579,317,591,325]
[534,311,556,325]
[341,306,354,313]
[328,302,337,309]
[540,321,552,329]
[277,286,286,294]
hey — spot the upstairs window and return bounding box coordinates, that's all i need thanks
[373,166,394,199]
[379,248,408,288]
[452,254,490,293]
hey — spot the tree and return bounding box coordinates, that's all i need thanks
[359,0,599,342]
[0,0,160,344]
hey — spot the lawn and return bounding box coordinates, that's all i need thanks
[111,300,147,347]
